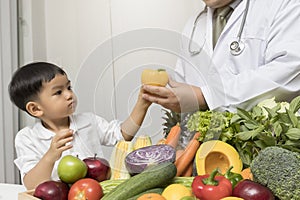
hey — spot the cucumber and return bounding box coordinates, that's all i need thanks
[101,162,177,200]
[126,188,164,200]
[100,179,126,194]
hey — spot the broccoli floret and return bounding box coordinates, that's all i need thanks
[250,146,300,200]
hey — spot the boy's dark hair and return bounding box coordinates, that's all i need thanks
[8,62,66,112]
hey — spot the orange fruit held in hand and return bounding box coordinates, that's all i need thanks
[141,69,168,86]
[137,193,166,200]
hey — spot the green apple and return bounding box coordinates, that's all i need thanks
[57,155,87,183]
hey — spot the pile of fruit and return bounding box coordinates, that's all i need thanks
[33,154,110,200]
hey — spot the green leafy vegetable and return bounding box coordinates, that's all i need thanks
[186,96,300,167]
[187,110,234,142]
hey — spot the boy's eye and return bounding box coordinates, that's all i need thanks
[54,90,62,95]
[68,85,72,90]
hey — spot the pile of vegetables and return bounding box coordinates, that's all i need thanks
[187,96,300,167]
[101,162,276,200]
[102,136,299,199]
[101,96,300,200]
[101,131,274,199]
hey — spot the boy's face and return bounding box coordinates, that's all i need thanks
[36,74,77,120]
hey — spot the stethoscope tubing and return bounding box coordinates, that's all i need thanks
[236,0,250,42]
[188,0,250,56]
[188,6,208,56]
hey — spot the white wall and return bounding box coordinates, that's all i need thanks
[18,0,204,160]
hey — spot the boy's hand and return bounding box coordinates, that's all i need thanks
[46,129,74,162]
[137,87,152,109]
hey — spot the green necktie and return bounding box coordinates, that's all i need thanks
[213,6,233,48]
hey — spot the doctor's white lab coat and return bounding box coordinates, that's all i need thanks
[175,0,300,112]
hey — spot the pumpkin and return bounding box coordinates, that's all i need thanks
[195,140,243,175]
[141,69,168,86]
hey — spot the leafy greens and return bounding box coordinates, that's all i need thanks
[186,96,300,167]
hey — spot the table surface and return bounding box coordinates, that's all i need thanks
[0,183,26,200]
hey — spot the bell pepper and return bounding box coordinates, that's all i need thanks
[224,166,244,188]
[141,69,168,86]
[192,168,232,200]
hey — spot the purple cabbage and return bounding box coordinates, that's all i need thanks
[125,144,176,175]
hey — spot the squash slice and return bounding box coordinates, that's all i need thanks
[195,140,243,175]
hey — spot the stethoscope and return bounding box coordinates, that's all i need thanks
[188,0,250,56]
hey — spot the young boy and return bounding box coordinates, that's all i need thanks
[9,61,151,189]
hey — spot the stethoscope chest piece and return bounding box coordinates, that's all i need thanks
[230,40,245,56]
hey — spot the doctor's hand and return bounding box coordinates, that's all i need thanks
[142,79,208,113]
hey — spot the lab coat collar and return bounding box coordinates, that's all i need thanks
[35,114,90,140]
[226,0,247,28]
[230,0,243,10]
[208,0,247,51]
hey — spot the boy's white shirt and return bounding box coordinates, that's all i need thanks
[14,112,123,183]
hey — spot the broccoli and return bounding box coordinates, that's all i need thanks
[250,146,300,200]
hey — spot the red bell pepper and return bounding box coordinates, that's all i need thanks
[192,168,232,200]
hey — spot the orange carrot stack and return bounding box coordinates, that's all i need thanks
[175,132,201,176]
[165,123,181,149]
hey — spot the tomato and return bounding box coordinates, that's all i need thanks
[141,69,168,86]
[68,178,103,200]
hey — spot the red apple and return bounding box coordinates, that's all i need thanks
[83,155,111,182]
[233,180,275,200]
[33,180,69,200]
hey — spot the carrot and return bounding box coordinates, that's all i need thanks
[175,132,201,176]
[165,123,181,148]
[181,161,193,177]
[175,149,185,160]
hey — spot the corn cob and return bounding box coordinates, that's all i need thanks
[109,140,133,180]
[133,135,152,150]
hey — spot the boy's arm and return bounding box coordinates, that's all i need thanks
[23,153,56,189]
[23,130,73,190]
[121,88,151,141]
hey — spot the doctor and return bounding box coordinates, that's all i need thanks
[142,0,300,113]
